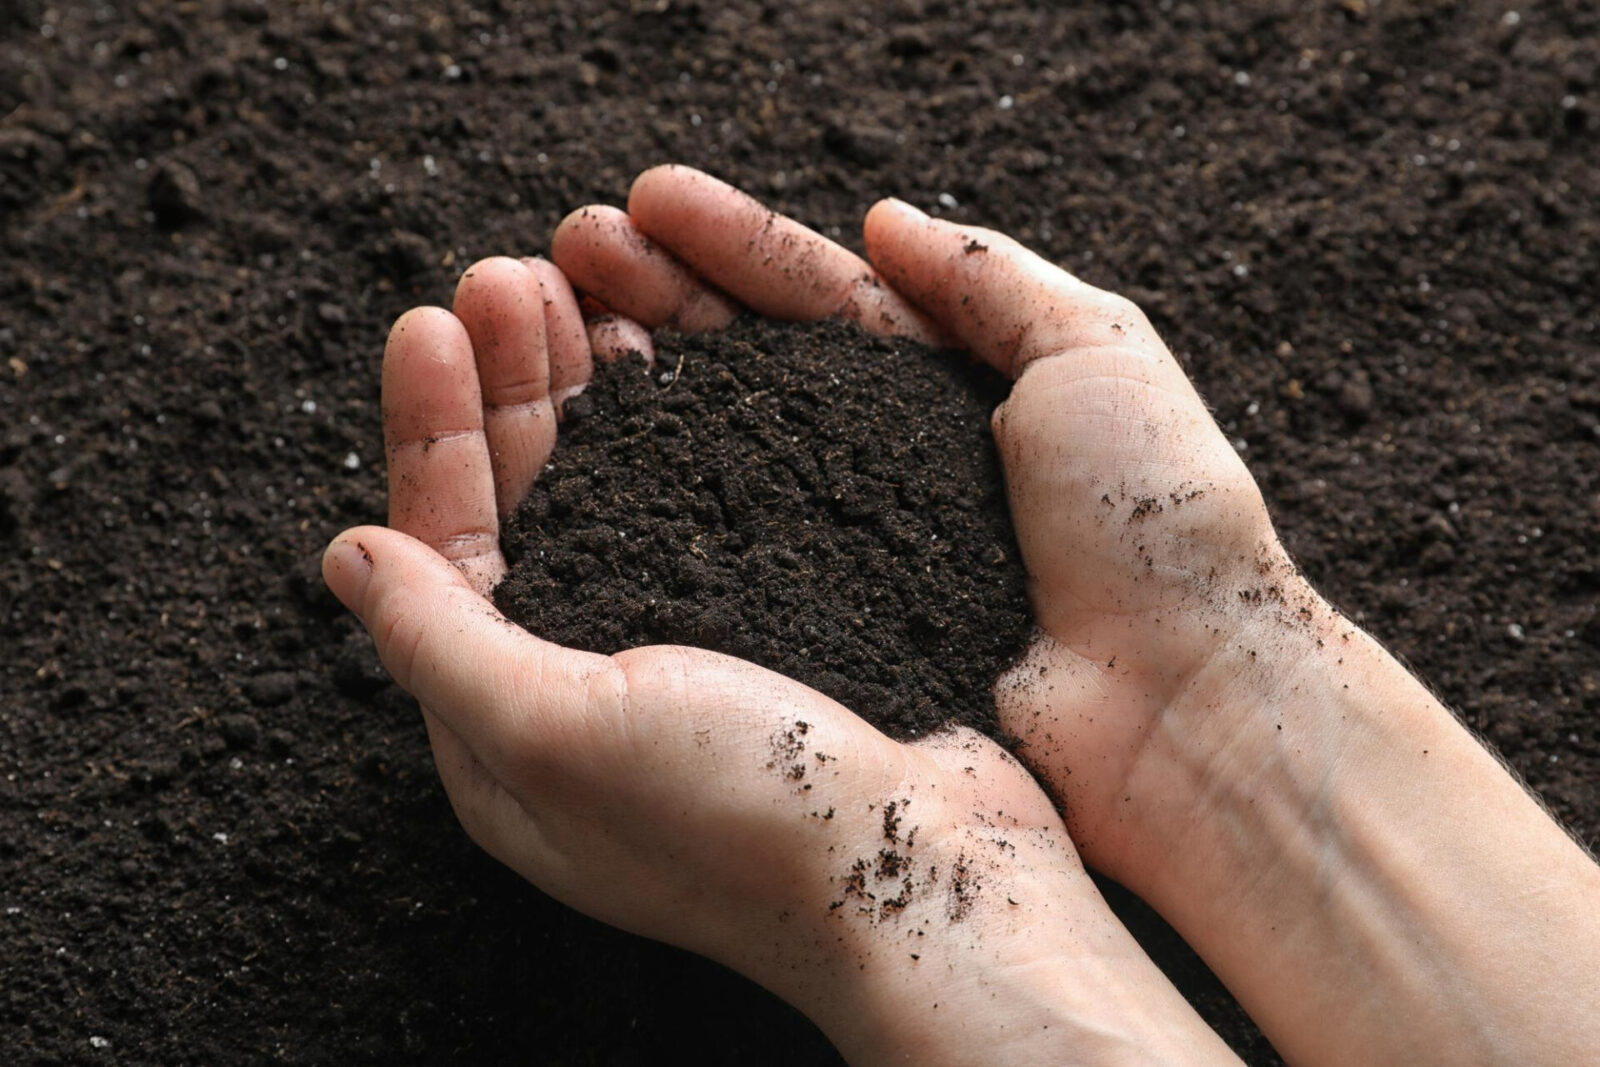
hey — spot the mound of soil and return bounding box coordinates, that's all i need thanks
[495,318,1031,742]
[3,1,1596,1064]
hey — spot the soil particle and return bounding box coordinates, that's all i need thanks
[242,671,295,707]
[145,159,204,228]
[216,712,261,750]
[876,849,909,881]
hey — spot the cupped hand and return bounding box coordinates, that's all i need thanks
[551,165,1303,875]
[542,165,1600,1067]
[324,255,1235,1063]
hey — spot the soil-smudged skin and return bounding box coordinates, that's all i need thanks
[495,317,1033,743]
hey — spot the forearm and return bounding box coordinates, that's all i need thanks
[1128,600,1600,1065]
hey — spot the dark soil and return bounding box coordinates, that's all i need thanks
[495,318,1032,743]
[2,1,1596,1064]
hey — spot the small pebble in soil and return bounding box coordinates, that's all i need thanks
[146,159,203,228]
[243,672,294,707]
[495,318,1035,742]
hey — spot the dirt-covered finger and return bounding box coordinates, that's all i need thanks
[381,307,505,595]
[863,198,1162,378]
[551,204,738,331]
[452,257,558,517]
[322,526,627,787]
[522,255,594,414]
[627,164,943,343]
[586,313,656,365]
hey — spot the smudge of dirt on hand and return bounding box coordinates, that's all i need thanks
[881,799,905,843]
[946,854,979,922]
[767,719,814,785]
[826,799,924,925]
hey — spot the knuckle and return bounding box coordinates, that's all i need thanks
[989,397,1012,441]
[1101,292,1153,333]
[435,528,500,565]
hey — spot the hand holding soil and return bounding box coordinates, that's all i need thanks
[324,166,1600,1065]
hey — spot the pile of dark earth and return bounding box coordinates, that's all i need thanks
[4,0,1597,1064]
[495,317,1033,743]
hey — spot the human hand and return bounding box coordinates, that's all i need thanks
[549,165,1600,1067]
[323,256,1237,1064]
[551,165,1299,873]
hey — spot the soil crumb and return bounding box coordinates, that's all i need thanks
[494,317,1034,741]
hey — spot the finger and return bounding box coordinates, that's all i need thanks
[521,255,594,412]
[550,204,738,331]
[627,164,944,344]
[382,307,505,596]
[322,526,626,788]
[452,257,558,518]
[586,313,656,364]
[572,292,655,363]
[863,198,1168,379]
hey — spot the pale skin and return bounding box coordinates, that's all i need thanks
[323,165,1600,1065]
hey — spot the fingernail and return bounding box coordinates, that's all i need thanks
[322,538,375,615]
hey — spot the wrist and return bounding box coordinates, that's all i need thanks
[1108,582,1448,875]
[823,914,1235,1067]
[780,846,1238,1067]
[1107,580,1600,1065]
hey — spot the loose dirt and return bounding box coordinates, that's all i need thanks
[2,1,1596,1064]
[495,318,1032,743]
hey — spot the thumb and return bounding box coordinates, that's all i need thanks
[862,198,1163,380]
[321,526,626,788]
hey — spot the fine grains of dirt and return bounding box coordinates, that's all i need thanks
[4,1,1598,1064]
[495,318,1032,742]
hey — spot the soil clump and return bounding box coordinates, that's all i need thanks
[495,317,1033,743]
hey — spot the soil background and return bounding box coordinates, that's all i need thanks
[2,1,1597,1064]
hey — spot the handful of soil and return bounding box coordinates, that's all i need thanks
[494,318,1034,741]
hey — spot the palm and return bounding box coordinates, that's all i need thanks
[1007,358,1267,619]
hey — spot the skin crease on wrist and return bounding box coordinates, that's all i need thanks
[328,163,1600,1066]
